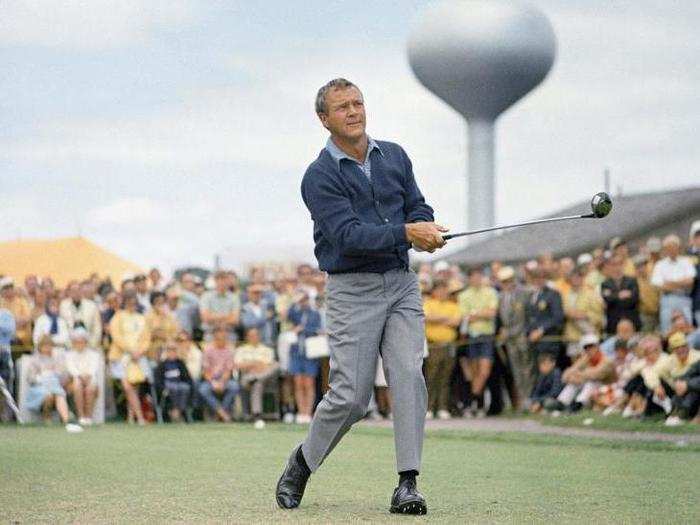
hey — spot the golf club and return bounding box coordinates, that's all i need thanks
[441,192,612,241]
[0,376,21,422]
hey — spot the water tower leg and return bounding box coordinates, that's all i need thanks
[467,119,496,231]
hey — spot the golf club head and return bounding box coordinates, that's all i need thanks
[590,192,613,218]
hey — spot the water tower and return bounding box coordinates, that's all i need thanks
[408,0,557,231]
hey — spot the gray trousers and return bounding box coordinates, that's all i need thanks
[301,268,427,474]
[240,363,280,415]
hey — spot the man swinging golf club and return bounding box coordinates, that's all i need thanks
[275,78,447,515]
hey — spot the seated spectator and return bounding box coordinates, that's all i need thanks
[240,284,275,347]
[198,326,239,422]
[145,291,180,360]
[108,291,151,425]
[644,332,700,426]
[593,338,636,413]
[556,334,615,411]
[619,334,667,418]
[651,234,696,333]
[59,281,102,349]
[155,342,193,422]
[667,310,700,350]
[600,318,636,358]
[134,274,151,313]
[672,358,700,424]
[287,291,322,424]
[65,328,100,425]
[175,330,202,382]
[529,353,563,413]
[32,295,71,351]
[601,255,640,335]
[25,335,82,432]
[235,327,280,428]
[200,271,239,342]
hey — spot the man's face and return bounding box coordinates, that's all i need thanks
[538,357,555,375]
[674,344,689,362]
[693,233,700,249]
[665,241,680,258]
[468,271,483,288]
[583,344,599,358]
[318,86,366,141]
[0,286,13,300]
[181,274,195,292]
[73,338,87,352]
[616,320,634,341]
[213,329,228,346]
[215,277,227,293]
[431,285,449,301]
[246,329,260,346]
[249,289,262,304]
[68,284,81,301]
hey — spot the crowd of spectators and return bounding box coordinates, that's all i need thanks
[1,223,699,432]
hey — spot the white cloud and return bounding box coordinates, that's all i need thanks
[0,0,196,50]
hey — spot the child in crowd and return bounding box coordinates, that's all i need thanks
[594,337,637,413]
[529,353,563,413]
[25,334,83,432]
[155,342,193,423]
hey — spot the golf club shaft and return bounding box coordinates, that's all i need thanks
[442,213,595,240]
[0,377,20,420]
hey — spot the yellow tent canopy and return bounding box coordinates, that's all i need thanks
[0,237,143,288]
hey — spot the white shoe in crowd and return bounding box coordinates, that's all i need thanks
[78,417,93,426]
[65,423,84,433]
[621,405,636,418]
[425,411,434,420]
[254,419,266,430]
[602,406,620,417]
[295,414,311,424]
[283,412,295,425]
[664,415,683,427]
[437,410,451,420]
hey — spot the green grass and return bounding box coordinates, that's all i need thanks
[2,423,699,524]
[535,409,700,435]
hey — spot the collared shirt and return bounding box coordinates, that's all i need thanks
[458,286,499,337]
[301,138,434,274]
[423,298,460,343]
[651,256,696,295]
[325,136,383,180]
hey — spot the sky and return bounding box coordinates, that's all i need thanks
[2,1,699,275]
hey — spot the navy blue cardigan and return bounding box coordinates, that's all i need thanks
[300,140,434,274]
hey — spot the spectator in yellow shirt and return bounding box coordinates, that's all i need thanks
[563,268,604,356]
[108,291,151,425]
[0,278,32,350]
[423,280,461,420]
[458,268,499,417]
[145,291,180,360]
[633,254,659,333]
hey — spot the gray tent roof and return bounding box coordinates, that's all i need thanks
[442,186,700,266]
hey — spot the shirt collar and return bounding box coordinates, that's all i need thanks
[325,136,383,168]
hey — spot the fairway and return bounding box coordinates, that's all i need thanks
[2,424,699,523]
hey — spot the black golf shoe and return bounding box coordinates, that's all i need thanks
[275,445,310,509]
[389,478,428,515]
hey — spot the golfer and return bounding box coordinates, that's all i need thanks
[275,78,447,515]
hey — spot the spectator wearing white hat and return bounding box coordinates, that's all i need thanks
[688,221,700,327]
[557,333,614,411]
[651,234,696,333]
[65,328,101,425]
